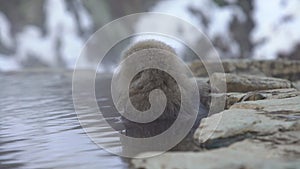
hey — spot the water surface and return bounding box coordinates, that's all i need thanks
[0,71,127,169]
[0,71,204,169]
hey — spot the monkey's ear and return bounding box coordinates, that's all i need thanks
[121,39,177,60]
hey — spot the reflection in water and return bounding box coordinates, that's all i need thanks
[0,72,206,169]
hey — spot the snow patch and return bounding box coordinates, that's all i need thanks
[135,0,244,58]
[13,0,92,69]
[74,0,93,32]
[0,12,14,48]
[0,54,20,71]
[251,0,300,59]
[15,26,56,65]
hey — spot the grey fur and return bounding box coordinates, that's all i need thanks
[115,40,204,122]
[121,39,176,60]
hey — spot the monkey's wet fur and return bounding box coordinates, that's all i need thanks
[115,40,208,137]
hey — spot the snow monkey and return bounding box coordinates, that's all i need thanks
[114,40,208,125]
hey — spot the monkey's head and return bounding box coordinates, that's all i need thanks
[115,40,196,121]
[121,39,177,61]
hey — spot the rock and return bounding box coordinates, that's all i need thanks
[194,109,299,145]
[210,88,300,109]
[129,60,300,168]
[194,77,211,108]
[239,88,300,100]
[190,59,265,77]
[189,61,208,77]
[194,96,300,145]
[210,73,292,92]
[190,59,300,81]
[131,60,300,169]
[261,131,300,144]
[132,139,300,169]
[293,81,300,90]
[231,95,300,114]
[194,77,210,91]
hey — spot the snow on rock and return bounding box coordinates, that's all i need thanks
[134,0,244,58]
[252,0,300,59]
[74,0,93,34]
[46,0,91,68]
[1,0,300,71]
[0,12,20,71]
[0,54,20,71]
[16,26,56,66]
[0,12,14,48]
[136,0,300,60]
[13,0,93,70]
[134,0,204,56]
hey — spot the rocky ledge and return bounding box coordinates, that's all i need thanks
[132,60,300,169]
